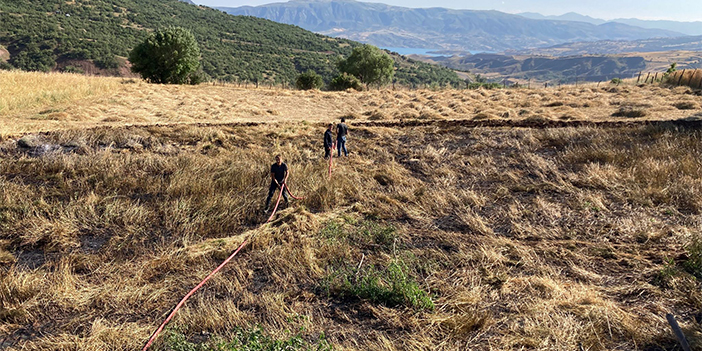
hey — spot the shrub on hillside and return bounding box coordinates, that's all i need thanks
[329,73,363,91]
[129,27,201,84]
[295,70,324,90]
[610,78,623,85]
[0,62,14,71]
[94,55,119,70]
[9,44,55,72]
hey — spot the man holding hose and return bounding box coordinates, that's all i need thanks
[264,154,289,212]
[324,123,334,159]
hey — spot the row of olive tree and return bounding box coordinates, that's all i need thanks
[130,27,394,88]
[296,44,394,90]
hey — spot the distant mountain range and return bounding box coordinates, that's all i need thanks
[218,0,684,52]
[519,35,702,56]
[518,13,702,36]
[422,54,647,83]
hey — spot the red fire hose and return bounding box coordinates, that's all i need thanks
[142,179,290,350]
[284,173,305,201]
[328,142,336,179]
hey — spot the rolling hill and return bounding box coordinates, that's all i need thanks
[0,0,462,86]
[519,35,702,56]
[416,50,702,84]
[219,0,683,52]
[423,54,648,83]
[519,12,702,36]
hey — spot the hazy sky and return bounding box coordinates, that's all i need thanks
[194,0,702,22]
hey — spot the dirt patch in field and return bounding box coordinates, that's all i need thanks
[0,45,9,62]
[54,58,138,78]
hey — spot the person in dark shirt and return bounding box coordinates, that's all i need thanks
[265,155,289,211]
[336,117,349,157]
[324,123,334,159]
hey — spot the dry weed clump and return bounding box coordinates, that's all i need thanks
[612,105,648,118]
[674,101,700,110]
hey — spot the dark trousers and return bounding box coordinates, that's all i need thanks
[324,145,332,158]
[265,180,288,209]
[337,136,348,157]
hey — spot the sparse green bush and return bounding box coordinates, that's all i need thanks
[0,61,13,71]
[62,65,84,74]
[295,70,324,90]
[467,82,501,90]
[323,259,434,311]
[165,326,332,351]
[652,257,677,289]
[164,330,197,351]
[329,73,362,91]
[683,234,702,279]
[610,78,623,85]
[666,62,677,76]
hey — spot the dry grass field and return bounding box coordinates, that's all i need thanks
[2,71,702,350]
[3,71,702,137]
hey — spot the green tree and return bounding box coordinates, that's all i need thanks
[295,70,323,90]
[128,27,201,84]
[338,44,394,87]
[329,73,363,91]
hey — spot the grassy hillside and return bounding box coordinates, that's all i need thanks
[0,0,462,86]
[2,71,702,350]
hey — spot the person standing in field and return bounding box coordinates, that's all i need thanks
[265,154,289,211]
[337,117,349,157]
[324,123,334,159]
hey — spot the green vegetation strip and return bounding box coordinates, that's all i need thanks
[0,0,462,86]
